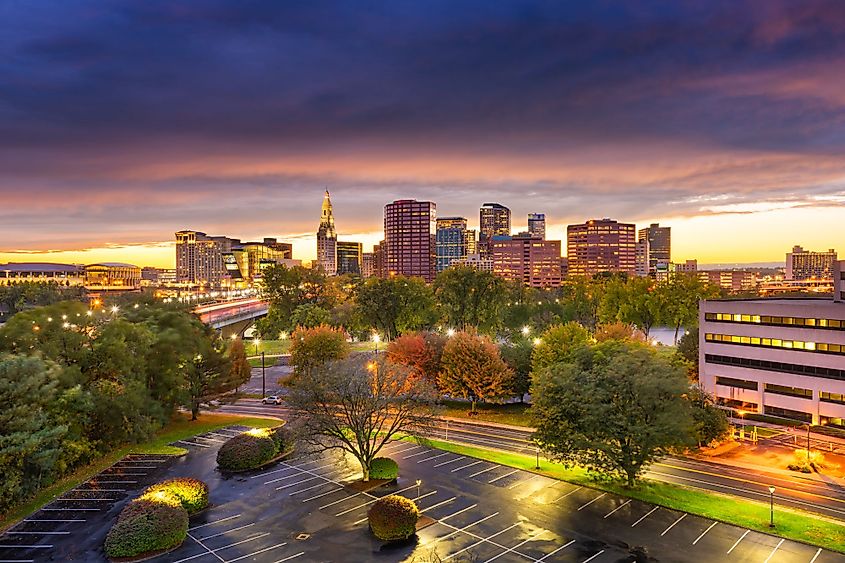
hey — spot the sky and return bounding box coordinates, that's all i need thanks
[1,0,844,268]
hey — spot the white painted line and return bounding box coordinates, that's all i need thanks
[452,460,484,472]
[252,466,296,480]
[176,440,210,448]
[763,539,785,563]
[603,500,631,518]
[175,533,270,563]
[318,493,362,510]
[439,503,477,522]
[552,486,582,503]
[417,452,452,464]
[23,519,84,523]
[434,456,466,468]
[482,530,547,563]
[41,508,100,512]
[727,530,750,554]
[300,487,344,503]
[443,523,520,561]
[0,559,35,563]
[7,532,69,535]
[287,482,332,496]
[467,465,498,479]
[197,523,255,540]
[582,550,605,563]
[420,496,457,514]
[692,521,717,545]
[425,512,500,547]
[57,498,115,502]
[631,507,658,527]
[228,542,288,562]
[809,548,823,563]
[265,472,313,486]
[335,484,417,516]
[0,546,52,549]
[412,491,438,503]
[488,469,520,484]
[402,449,434,459]
[89,480,136,484]
[660,513,687,536]
[188,514,240,531]
[384,443,421,455]
[276,476,321,491]
[508,474,540,490]
[577,492,607,511]
[536,539,576,562]
[272,552,305,563]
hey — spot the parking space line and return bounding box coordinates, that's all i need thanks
[300,487,344,503]
[41,508,100,512]
[412,491,438,503]
[319,493,363,510]
[467,465,498,479]
[692,521,717,545]
[272,552,305,563]
[631,507,658,527]
[403,449,435,460]
[451,460,484,472]
[23,519,84,523]
[420,497,457,514]
[335,484,417,516]
[434,456,465,468]
[425,512,499,547]
[0,545,52,549]
[603,500,631,518]
[57,498,115,502]
[726,530,750,554]
[417,452,452,464]
[176,440,210,448]
[287,482,332,496]
[660,513,686,536]
[488,469,520,484]
[180,532,270,562]
[552,486,582,503]
[443,523,520,561]
[536,539,576,562]
[197,523,255,541]
[439,503,477,522]
[582,549,605,563]
[483,530,547,563]
[809,548,823,563]
[508,474,540,490]
[188,514,240,531]
[227,542,288,562]
[276,476,321,491]
[577,492,607,511]
[7,532,69,535]
[763,539,785,563]
[384,443,421,455]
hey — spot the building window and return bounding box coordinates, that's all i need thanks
[705,312,845,331]
[763,405,811,423]
[704,354,845,382]
[705,333,845,357]
[764,383,813,399]
[715,376,758,390]
[820,392,845,405]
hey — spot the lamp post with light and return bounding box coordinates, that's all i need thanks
[737,409,746,440]
[373,333,381,355]
[769,486,775,527]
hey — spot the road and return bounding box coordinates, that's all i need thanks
[214,398,845,523]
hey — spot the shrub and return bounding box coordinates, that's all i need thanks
[143,478,209,515]
[216,428,278,471]
[269,425,292,454]
[370,457,399,480]
[103,495,188,558]
[367,495,419,541]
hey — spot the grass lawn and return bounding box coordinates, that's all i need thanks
[405,437,845,554]
[247,339,291,357]
[0,412,280,533]
[439,399,534,427]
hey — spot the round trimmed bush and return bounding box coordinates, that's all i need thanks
[369,457,398,480]
[217,430,277,471]
[103,495,188,558]
[367,495,419,541]
[143,478,209,514]
[269,426,292,454]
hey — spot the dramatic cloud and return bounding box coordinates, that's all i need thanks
[2,0,844,265]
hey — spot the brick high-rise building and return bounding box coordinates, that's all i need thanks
[566,219,636,277]
[175,230,228,287]
[491,234,562,288]
[479,203,511,255]
[638,223,671,276]
[527,213,546,240]
[786,246,837,280]
[384,200,436,282]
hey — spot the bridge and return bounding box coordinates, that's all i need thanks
[194,298,269,337]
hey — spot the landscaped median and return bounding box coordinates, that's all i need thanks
[406,436,845,554]
[0,412,280,533]
[216,425,294,472]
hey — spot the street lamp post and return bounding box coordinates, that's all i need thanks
[737,409,745,440]
[416,479,422,499]
[769,486,776,527]
[261,351,266,398]
[253,338,260,356]
[535,445,540,469]
[373,333,380,355]
[806,422,812,465]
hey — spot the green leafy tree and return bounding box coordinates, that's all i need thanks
[287,356,437,481]
[532,342,694,486]
[438,331,513,413]
[687,385,730,447]
[594,322,646,343]
[259,265,331,332]
[228,338,252,392]
[289,303,331,329]
[531,321,592,373]
[185,334,232,420]
[289,325,350,378]
[658,274,720,343]
[356,276,437,340]
[617,277,662,339]
[499,340,533,402]
[434,266,508,334]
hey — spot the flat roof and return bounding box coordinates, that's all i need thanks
[0,262,83,272]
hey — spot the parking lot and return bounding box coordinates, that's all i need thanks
[3,428,842,562]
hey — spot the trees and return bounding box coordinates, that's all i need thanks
[258,265,331,334]
[438,331,513,413]
[499,340,532,402]
[434,266,508,334]
[594,322,646,343]
[386,331,445,386]
[289,325,350,378]
[531,321,592,373]
[687,385,730,446]
[659,274,719,344]
[228,338,252,392]
[532,342,694,486]
[289,303,331,329]
[355,276,437,340]
[287,356,437,481]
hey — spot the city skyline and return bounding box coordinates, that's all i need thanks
[3,2,845,267]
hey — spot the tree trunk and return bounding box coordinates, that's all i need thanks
[471,399,477,414]
[191,401,199,421]
[626,469,636,488]
[673,322,682,345]
[361,464,370,482]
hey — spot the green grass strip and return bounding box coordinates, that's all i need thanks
[402,436,845,554]
[0,412,280,532]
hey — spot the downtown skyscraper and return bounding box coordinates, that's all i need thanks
[384,199,436,282]
[316,190,337,275]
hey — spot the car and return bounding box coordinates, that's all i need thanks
[261,395,283,405]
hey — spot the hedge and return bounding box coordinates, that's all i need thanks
[370,457,399,480]
[367,495,419,541]
[216,426,290,472]
[103,495,188,558]
[143,478,209,514]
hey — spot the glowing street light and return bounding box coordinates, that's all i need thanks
[373,333,381,355]
[533,337,542,346]
[521,326,530,336]
[446,328,455,337]
[253,338,261,355]
[110,305,119,313]
[230,334,238,340]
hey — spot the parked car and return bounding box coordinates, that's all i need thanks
[261,395,283,405]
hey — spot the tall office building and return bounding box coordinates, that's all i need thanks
[528,213,546,240]
[384,199,436,282]
[786,246,837,280]
[337,241,363,275]
[361,252,375,278]
[175,230,227,287]
[491,234,562,288]
[566,219,636,277]
[479,203,511,255]
[222,238,293,286]
[436,216,469,272]
[635,239,650,277]
[637,223,671,276]
[316,190,337,275]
